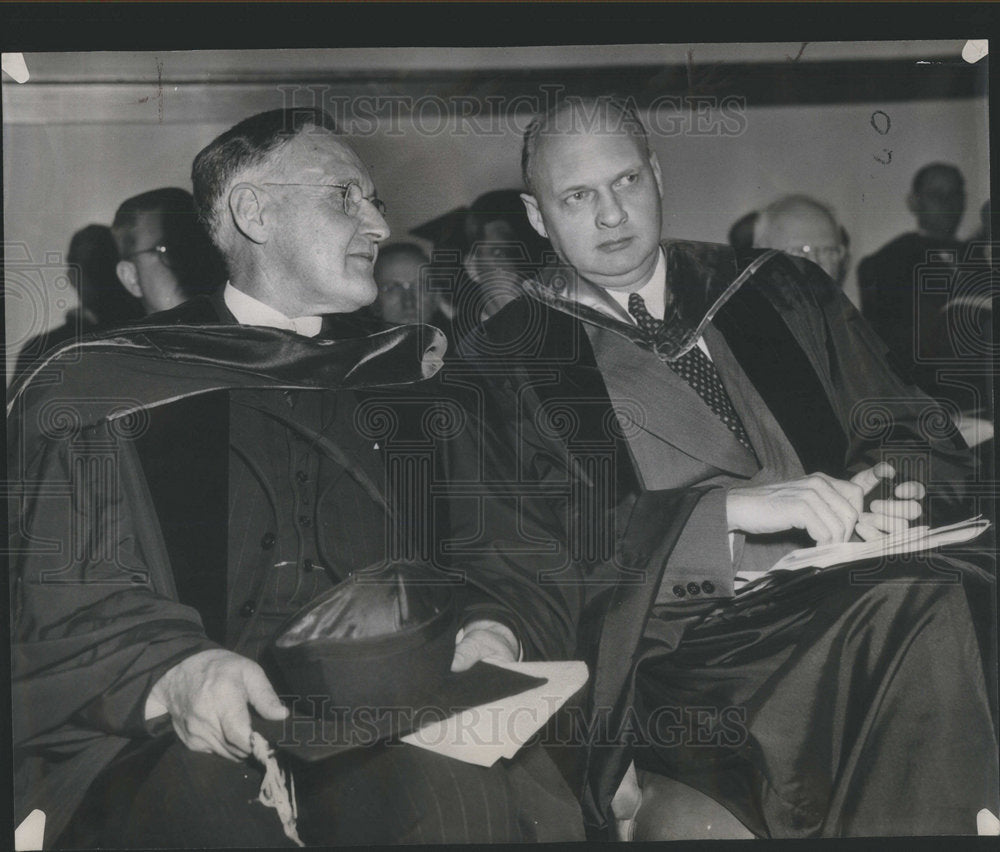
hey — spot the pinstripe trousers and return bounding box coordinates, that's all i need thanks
[56,733,583,846]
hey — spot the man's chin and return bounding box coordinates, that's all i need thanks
[583,249,660,290]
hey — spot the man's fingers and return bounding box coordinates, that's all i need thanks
[858,511,909,536]
[894,480,926,501]
[175,717,239,761]
[810,478,862,536]
[218,704,253,758]
[793,498,838,545]
[799,482,855,542]
[869,498,922,521]
[850,462,896,496]
[451,628,517,672]
[450,640,477,673]
[855,519,884,541]
[243,664,288,722]
[822,475,865,516]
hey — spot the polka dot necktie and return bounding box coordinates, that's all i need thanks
[628,292,755,454]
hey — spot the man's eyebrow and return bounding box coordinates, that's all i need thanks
[555,182,592,195]
[554,163,645,196]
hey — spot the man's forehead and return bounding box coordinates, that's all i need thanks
[269,129,369,182]
[773,209,838,244]
[921,172,963,196]
[132,209,167,239]
[534,128,647,191]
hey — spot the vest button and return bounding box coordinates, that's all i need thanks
[672,584,686,598]
[260,532,276,550]
[296,470,308,483]
[686,582,701,596]
[701,580,715,594]
[239,600,256,617]
[298,515,312,527]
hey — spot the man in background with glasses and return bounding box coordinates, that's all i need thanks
[111,186,226,313]
[752,194,850,287]
[12,107,582,847]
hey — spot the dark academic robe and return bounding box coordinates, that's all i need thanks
[451,240,995,837]
[9,296,450,844]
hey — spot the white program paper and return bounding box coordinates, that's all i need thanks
[736,516,990,585]
[401,659,589,767]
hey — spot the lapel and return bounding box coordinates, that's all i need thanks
[584,323,758,478]
[527,244,769,477]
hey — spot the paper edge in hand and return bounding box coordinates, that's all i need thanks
[401,659,589,767]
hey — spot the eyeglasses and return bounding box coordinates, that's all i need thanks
[125,244,176,268]
[784,244,846,265]
[261,181,386,217]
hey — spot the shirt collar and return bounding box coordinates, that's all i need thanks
[223,283,323,338]
[604,249,667,321]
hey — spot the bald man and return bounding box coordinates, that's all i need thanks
[753,195,849,286]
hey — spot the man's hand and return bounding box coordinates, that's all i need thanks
[451,620,520,672]
[850,463,925,541]
[726,463,925,545]
[146,649,288,761]
[727,472,866,545]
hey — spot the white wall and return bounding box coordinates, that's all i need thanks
[4,91,989,382]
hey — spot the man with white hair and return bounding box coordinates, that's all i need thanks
[752,194,849,286]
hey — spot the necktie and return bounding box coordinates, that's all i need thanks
[627,292,755,454]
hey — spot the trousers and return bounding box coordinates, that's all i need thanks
[633,554,999,837]
[55,734,584,847]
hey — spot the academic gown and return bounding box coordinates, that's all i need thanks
[451,240,996,837]
[9,296,450,844]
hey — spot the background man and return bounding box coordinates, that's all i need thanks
[858,163,967,389]
[456,97,996,840]
[12,108,581,848]
[373,241,452,332]
[752,194,850,287]
[12,224,143,381]
[111,186,227,313]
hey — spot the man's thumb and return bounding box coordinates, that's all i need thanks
[244,666,289,721]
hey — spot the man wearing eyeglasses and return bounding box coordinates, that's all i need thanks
[752,194,850,287]
[111,186,226,312]
[12,108,582,848]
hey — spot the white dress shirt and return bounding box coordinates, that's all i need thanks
[604,249,712,359]
[223,283,323,338]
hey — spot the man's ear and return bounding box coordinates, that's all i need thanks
[116,260,142,299]
[520,193,548,239]
[229,183,268,244]
[649,151,664,198]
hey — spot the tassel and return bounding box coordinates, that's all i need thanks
[250,731,305,847]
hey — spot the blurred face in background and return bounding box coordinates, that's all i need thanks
[115,210,188,313]
[374,250,440,324]
[911,168,966,240]
[464,218,533,320]
[757,206,848,285]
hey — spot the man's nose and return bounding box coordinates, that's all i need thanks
[400,286,417,311]
[361,203,391,242]
[595,191,628,229]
